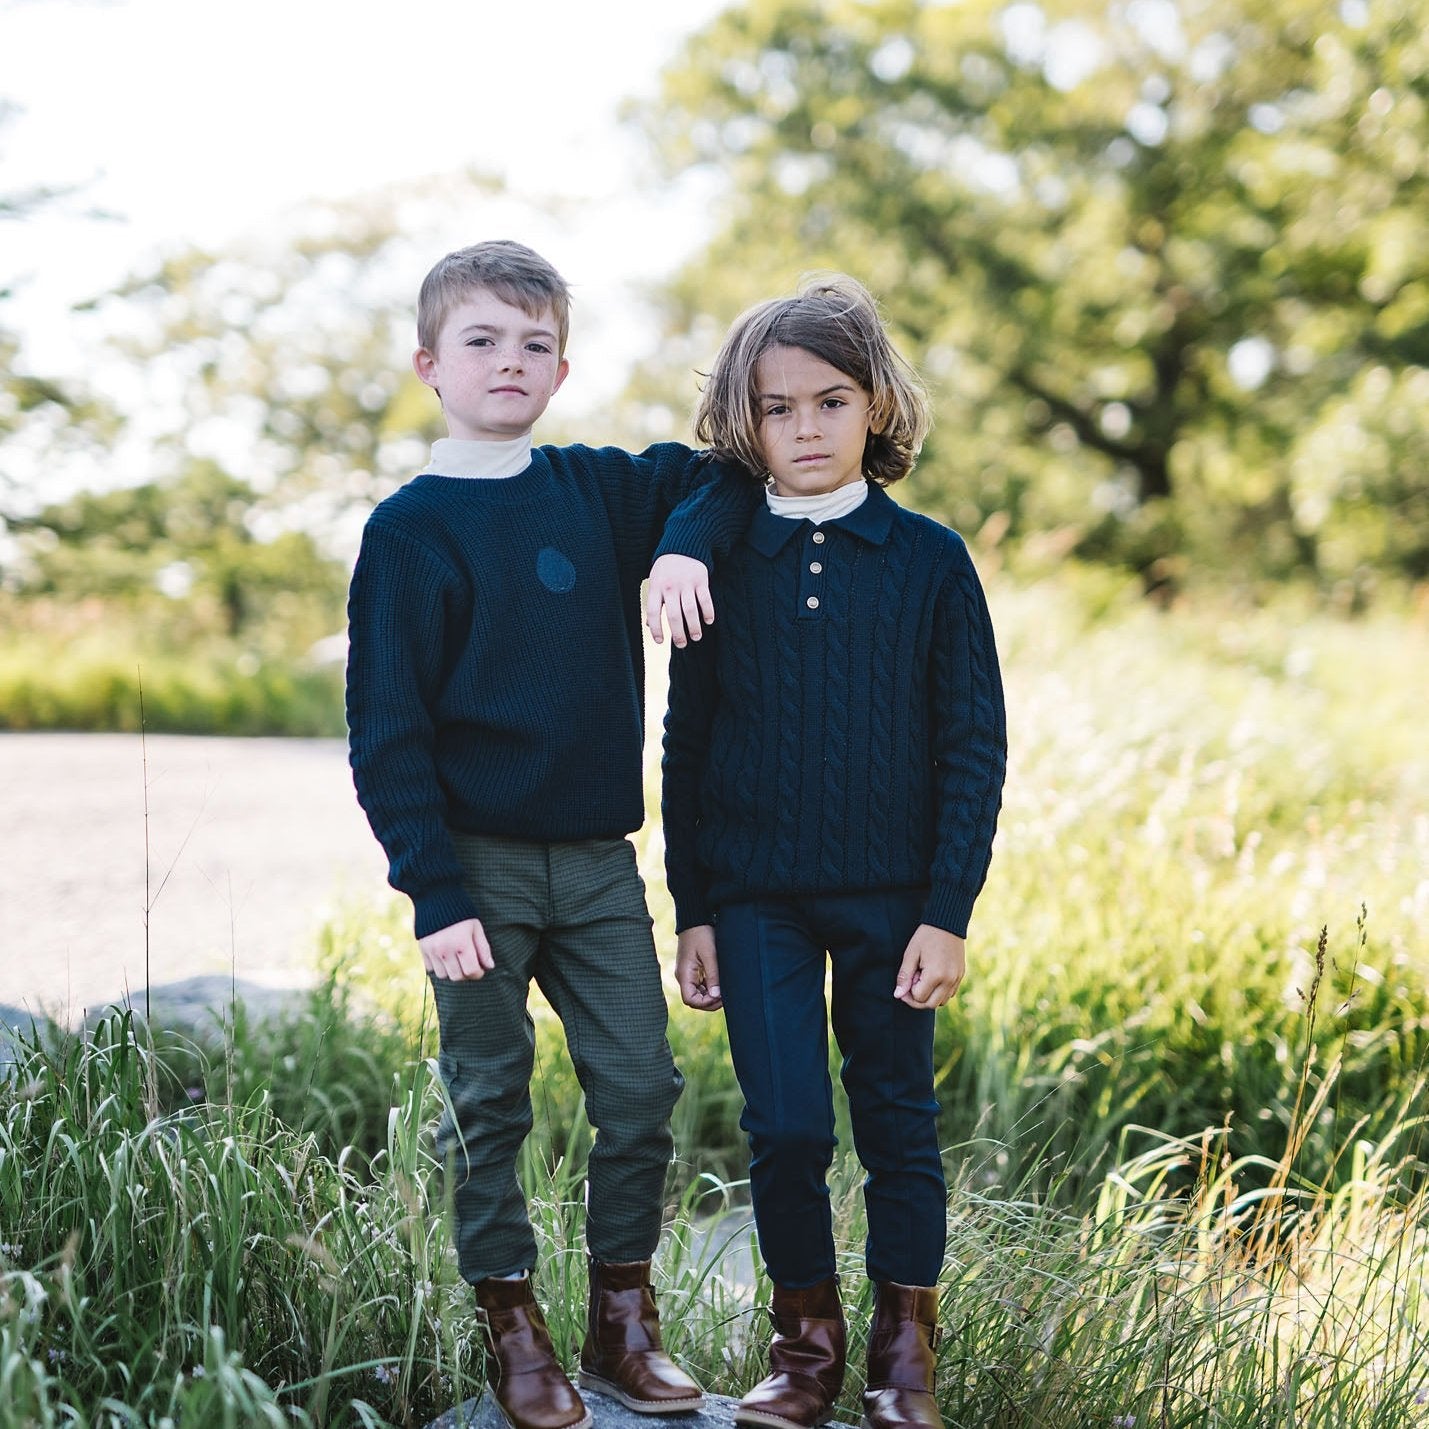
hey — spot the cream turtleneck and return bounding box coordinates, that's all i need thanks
[765,479,870,524]
[419,434,534,479]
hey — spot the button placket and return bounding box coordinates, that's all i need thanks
[798,527,827,619]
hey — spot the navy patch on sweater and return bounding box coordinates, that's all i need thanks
[536,546,577,594]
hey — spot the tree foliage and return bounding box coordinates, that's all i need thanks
[633,0,1429,590]
[6,461,347,656]
[0,93,103,467]
[80,184,490,526]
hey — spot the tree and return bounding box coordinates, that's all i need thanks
[0,93,108,475]
[80,180,490,528]
[6,460,347,656]
[633,0,1429,589]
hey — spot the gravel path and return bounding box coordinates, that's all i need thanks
[0,732,392,1030]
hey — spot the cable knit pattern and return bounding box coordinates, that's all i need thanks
[819,543,854,887]
[347,442,750,938]
[662,483,1007,939]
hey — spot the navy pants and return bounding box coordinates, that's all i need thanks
[715,889,946,1288]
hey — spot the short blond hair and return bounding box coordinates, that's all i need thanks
[416,241,572,354]
[693,275,930,485]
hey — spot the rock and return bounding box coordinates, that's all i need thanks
[427,1391,744,1429]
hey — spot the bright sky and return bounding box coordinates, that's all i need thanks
[2,0,729,417]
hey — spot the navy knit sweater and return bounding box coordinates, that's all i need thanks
[662,482,1007,939]
[346,442,747,938]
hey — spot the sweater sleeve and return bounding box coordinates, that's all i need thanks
[922,538,1007,937]
[653,462,766,568]
[345,517,479,939]
[661,633,721,931]
[583,441,761,569]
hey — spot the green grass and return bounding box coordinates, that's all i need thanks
[2,575,1426,1424]
[0,638,344,736]
[3,992,1425,1426]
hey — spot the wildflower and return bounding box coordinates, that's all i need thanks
[1112,1417,1137,1428]
[1414,1386,1429,1406]
[0,1242,21,1258]
[191,1365,206,1379]
[185,1087,204,1101]
[374,1363,399,1386]
[46,1347,67,1365]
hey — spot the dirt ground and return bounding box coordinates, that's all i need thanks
[0,732,393,1030]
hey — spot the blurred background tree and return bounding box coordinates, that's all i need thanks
[5,463,345,658]
[626,0,1429,597]
[2,0,1427,733]
[0,177,502,730]
[1,93,113,486]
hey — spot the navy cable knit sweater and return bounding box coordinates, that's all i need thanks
[345,441,749,937]
[661,482,1007,939]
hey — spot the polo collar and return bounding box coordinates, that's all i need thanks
[747,481,896,557]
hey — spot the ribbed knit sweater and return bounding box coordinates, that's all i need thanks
[661,482,1007,939]
[346,441,747,938]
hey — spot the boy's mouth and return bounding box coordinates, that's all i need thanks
[490,385,528,396]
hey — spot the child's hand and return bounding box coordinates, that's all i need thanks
[646,554,714,647]
[894,925,966,1009]
[675,926,722,1010]
[420,918,495,981]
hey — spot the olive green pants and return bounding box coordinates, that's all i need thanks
[430,832,683,1284]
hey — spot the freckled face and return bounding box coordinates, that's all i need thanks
[755,346,875,498]
[413,292,568,441]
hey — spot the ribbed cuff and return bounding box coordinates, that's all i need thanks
[671,888,714,934]
[654,510,717,567]
[921,883,977,940]
[412,886,482,941]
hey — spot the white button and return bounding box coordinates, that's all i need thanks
[809,561,823,574]
[806,596,820,609]
[812,531,826,544]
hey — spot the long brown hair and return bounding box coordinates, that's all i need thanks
[694,274,930,485]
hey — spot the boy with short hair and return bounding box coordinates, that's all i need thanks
[346,240,741,1429]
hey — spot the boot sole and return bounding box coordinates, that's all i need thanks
[577,1371,703,1415]
[488,1398,593,1429]
[734,1409,835,1429]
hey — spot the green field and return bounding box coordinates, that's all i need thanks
[2,576,1426,1427]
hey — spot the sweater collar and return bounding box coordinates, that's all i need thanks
[747,481,896,557]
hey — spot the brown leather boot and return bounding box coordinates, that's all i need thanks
[735,1277,846,1429]
[474,1276,592,1429]
[578,1258,704,1413]
[860,1283,943,1429]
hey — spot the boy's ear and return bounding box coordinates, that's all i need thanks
[551,356,571,396]
[413,347,439,389]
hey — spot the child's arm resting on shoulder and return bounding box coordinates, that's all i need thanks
[894,925,966,1009]
[419,918,495,981]
[675,925,722,1010]
[648,459,764,643]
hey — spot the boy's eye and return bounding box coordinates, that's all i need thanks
[823,398,846,410]
[526,342,552,355]
[763,404,789,418]
[466,337,493,347]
